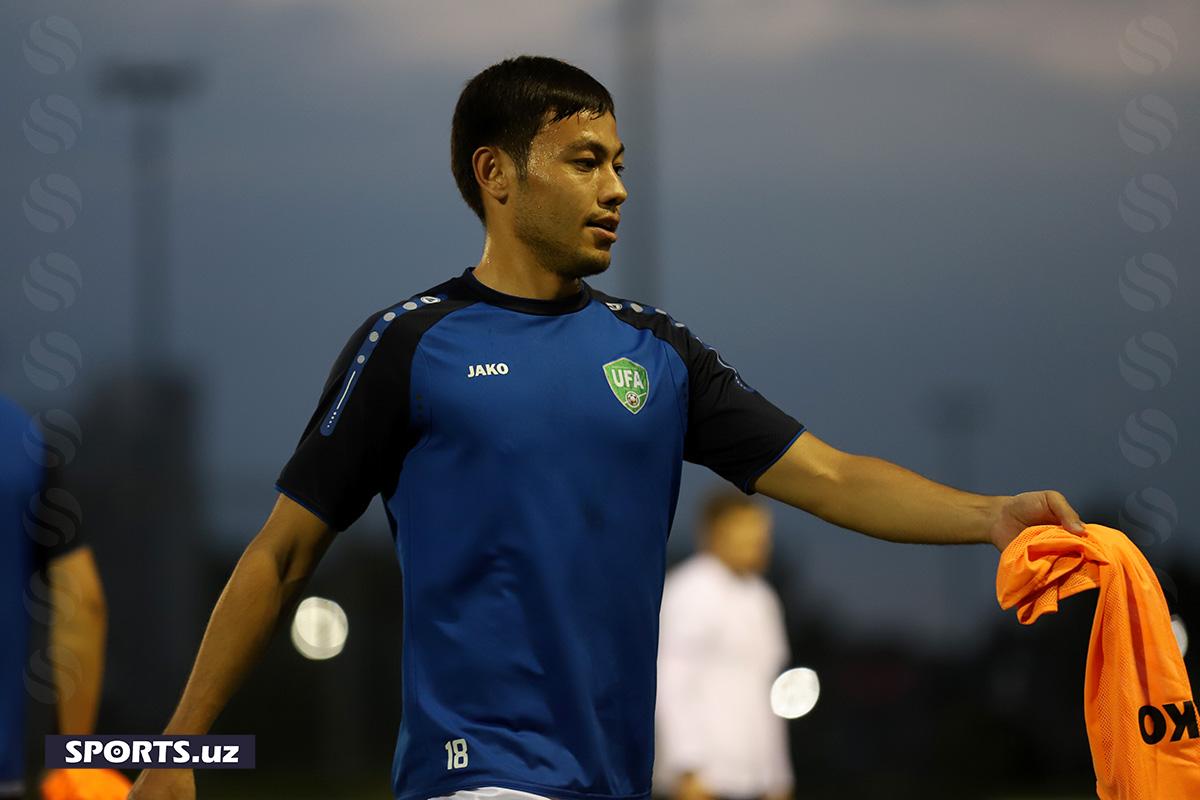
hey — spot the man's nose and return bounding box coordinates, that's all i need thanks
[600,168,627,206]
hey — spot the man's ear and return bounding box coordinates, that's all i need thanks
[475,145,510,205]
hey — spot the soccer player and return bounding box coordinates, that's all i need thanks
[128,55,1085,800]
[1,395,108,800]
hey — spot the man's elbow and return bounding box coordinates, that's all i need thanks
[754,431,852,514]
[242,497,336,589]
[50,547,108,626]
[79,582,107,625]
[77,557,107,620]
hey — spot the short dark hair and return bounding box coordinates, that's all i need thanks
[451,55,616,225]
[698,489,765,536]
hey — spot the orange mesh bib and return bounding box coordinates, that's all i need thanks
[997,523,1200,799]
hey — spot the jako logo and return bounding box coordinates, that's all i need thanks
[467,363,509,378]
[1138,700,1198,744]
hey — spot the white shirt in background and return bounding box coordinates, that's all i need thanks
[654,552,793,799]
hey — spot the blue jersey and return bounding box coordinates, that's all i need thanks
[276,267,805,800]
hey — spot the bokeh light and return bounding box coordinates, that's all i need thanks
[770,667,820,719]
[1171,614,1188,658]
[290,596,349,660]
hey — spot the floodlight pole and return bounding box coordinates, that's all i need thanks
[618,0,660,305]
[99,62,200,368]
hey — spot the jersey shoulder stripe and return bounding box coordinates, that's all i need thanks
[589,288,757,393]
[278,275,478,531]
[319,277,476,436]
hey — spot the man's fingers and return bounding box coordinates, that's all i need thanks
[1048,490,1085,534]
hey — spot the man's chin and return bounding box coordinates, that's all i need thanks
[554,254,610,281]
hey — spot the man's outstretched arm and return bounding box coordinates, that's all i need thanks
[128,493,336,800]
[752,430,1084,551]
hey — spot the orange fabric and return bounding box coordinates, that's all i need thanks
[996,523,1200,799]
[40,768,131,800]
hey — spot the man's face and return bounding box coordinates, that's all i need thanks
[708,506,774,576]
[507,110,627,281]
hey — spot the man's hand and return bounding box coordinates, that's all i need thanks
[985,490,1085,552]
[674,772,713,800]
[127,767,194,799]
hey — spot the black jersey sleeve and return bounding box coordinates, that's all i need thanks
[275,311,412,532]
[678,326,806,494]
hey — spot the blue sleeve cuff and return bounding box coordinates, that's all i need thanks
[742,425,807,495]
[274,482,341,531]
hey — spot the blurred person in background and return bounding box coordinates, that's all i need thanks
[0,395,109,800]
[656,490,792,800]
[128,54,1086,800]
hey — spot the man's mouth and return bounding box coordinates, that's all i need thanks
[587,224,617,242]
[586,216,619,242]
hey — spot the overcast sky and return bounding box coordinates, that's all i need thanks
[4,0,1199,650]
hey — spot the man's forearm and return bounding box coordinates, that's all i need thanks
[50,601,105,733]
[162,542,308,734]
[48,548,107,734]
[814,453,1005,545]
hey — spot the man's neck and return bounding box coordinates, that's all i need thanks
[472,238,581,301]
[702,549,748,579]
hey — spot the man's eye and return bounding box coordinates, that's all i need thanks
[575,159,624,175]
